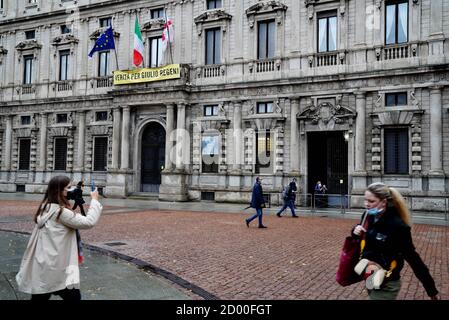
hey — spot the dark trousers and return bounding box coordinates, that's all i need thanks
[277,199,296,216]
[31,288,81,301]
[247,208,264,226]
[72,203,85,216]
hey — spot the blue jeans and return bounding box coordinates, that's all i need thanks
[277,199,296,216]
[247,208,264,226]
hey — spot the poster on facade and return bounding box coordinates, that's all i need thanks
[113,64,181,85]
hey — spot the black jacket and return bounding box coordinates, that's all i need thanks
[287,182,297,201]
[354,208,438,297]
[71,187,85,205]
[250,183,265,209]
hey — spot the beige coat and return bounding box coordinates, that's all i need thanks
[16,199,102,294]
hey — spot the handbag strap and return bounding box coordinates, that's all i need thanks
[359,212,369,258]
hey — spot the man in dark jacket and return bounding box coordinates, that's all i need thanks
[71,181,86,216]
[245,177,267,228]
[276,178,298,218]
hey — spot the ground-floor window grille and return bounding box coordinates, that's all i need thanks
[201,192,215,201]
[54,137,68,171]
[255,129,272,174]
[201,135,219,173]
[384,128,409,174]
[18,139,31,170]
[93,137,108,172]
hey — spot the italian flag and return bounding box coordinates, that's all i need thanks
[133,17,144,68]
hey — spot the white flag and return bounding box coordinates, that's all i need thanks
[162,18,174,53]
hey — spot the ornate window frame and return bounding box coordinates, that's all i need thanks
[194,8,232,72]
[304,1,349,68]
[245,1,287,63]
[192,102,229,174]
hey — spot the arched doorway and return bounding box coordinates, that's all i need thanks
[141,122,165,192]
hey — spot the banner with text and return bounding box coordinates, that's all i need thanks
[113,64,181,85]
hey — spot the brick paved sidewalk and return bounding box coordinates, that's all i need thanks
[0,199,447,300]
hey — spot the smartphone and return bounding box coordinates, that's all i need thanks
[91,180,96,192]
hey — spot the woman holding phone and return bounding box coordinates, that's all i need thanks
[16,176,102,300]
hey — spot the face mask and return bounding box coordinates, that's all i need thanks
[367,208,383,216]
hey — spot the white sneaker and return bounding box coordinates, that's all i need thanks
[365,269,386,290]
[354,258,370,275]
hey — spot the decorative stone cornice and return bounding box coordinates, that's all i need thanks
[246,1,288,16]
[246,1,288,28]
[194,9,232,25]
[89,28,120,40]
[142,18,165,32]
[370,110,424,126]
[15,40,42,51]
[304,0,319,7]
[51,34,79,46]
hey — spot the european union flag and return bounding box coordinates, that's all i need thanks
[88,26,116,58]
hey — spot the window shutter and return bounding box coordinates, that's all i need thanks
[384,128,408,174]
[54,138,68,171]
[94,137,108,171]
[19,139,31,170]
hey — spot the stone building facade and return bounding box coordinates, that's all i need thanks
[0,0,448,209]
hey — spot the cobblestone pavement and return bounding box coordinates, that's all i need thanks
[0,198,447,300]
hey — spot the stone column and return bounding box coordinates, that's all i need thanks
[429,86,443,174]
[165,104,175,171]
[354,92,366,173]
[175,103,186,171]
[232,101,242,172]
[428,0,445,62]
[430,0,443,37]
[290,98,300,173]
[76,111,86,171]
[3,115,12,171]
[183,106,191,172]
[111,108,121,169]
[120,106,130,170]
[39,113,47,170]
[354,0,366,45]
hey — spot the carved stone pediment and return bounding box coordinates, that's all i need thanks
[199,118,230,132]
[89,28,120,40]
[142,18,166,32]
[15,40,42,51]
[86,125,111,135]
[48,127,72,137]
[51,34,79,46]
[246,1,288,16]
[194,9,232,25]
[297,102,356,125]
[371,110,424,126]
[15,128,33,138]
[305,0,319,6]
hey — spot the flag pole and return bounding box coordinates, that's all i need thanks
[114,47,120,71]
[111,25,119,71]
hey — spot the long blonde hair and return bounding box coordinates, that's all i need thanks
[366,182,412,227]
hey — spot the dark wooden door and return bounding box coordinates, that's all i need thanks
[307,131,348,195]
[141,123,165,192]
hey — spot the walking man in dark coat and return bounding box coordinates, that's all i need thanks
[72,181,86,216]
[276,178,298,218]
[245,177,267,228]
